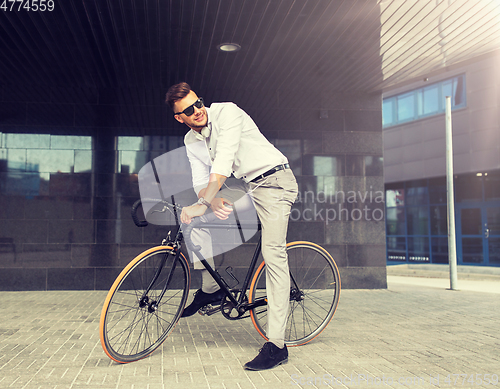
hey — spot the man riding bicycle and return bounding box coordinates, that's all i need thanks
[165,82,298,371]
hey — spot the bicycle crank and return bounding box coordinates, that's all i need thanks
[221,292,248,320]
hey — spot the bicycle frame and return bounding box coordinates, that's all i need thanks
[132,198,287,317]
[183,221,268,316]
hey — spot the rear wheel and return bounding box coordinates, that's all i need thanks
[99,246,190,363]
[249,241,340,346]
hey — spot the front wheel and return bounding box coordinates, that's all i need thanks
[249,241,340,346]
[99,246,190,363]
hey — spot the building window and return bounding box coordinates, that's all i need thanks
[383,74,466,128]
[0,133,92,196]
[385,172,500,266]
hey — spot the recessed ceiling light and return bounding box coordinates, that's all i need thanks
[217,43,241,52]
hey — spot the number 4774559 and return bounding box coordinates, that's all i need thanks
[1,0,55,12]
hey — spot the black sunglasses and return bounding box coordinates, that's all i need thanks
[175,98,204,116]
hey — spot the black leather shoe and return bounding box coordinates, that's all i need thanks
[181,288,225,317]
[244,342,288,370]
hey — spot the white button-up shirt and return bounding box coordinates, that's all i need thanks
[184,102,288,195]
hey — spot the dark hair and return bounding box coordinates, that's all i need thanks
[165,82,192,111]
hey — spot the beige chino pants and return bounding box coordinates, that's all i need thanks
[248,169,298,344]
[189,169,298,344]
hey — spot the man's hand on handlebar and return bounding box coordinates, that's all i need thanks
[181,204,207,224]
[182,173,233,225]
[180,198,234,224]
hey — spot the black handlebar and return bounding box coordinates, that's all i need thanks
[131,198,182,228]
[130,198,209,252]
[131,199,149,227]
[183,212,220,252]
[131,198,233,253]
[182,218,203,252]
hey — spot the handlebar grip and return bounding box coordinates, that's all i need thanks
[183,220,202,252]
[131,199,149,227]
[183,212,220,252]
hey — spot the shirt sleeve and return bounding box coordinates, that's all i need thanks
[210,103,243,177]
[185,142,210,196]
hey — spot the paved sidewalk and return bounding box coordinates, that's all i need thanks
[387,264,500,294]
[0,279,499,389]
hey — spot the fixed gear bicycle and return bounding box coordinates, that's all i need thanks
[99,199,341,363]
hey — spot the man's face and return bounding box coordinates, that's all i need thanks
[173,90,208,130]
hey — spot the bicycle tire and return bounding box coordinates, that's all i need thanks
[248,241,340,346]
[99,246,190,363]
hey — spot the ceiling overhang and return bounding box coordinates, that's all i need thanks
[0,0,499,101]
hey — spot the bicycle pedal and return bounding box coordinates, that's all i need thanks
[198,305,211,315]
[205,306,221,316]
[198,304,221,316]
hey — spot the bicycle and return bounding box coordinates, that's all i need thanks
[99,198,341,363]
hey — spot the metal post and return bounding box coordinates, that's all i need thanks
[445,96,458,290]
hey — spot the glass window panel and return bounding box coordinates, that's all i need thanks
[397,92,415,122]
[488,238,500,265]
[386,207,405,235]
[0,150,6,172]
[144,136,169,151]
[423,85,439,115]
[364,156,384,176]
[38,172,50,196]
[406,186,429,205]
[4,134,50,149]
[119,151,149,174]
[484,171,500,200]
[74,150,92,173]
[455,174,482,202]
[0,172,41,195]
[462,237,483,264]
[27,150,74,173]
[387,236,406,261]
[167,136,184,150]
[454,75,466,106]
[406,206,428,235]
[313,156,342,176]
[431,237,449,264]
[428,177,447,203]
[430,205,448,235]
[417,90,423,116]
[275,139,301,165]
[461,208,482,235]
[382,99,393,126]
[385,189,404,207]
[346,155,367,176]
[408,237,430,262]
[442,80,452,110]
[1,149,26,171]
[322,176,341,202]
[117,136,143,151]
[51,135,92,150]
[486,207,500,235]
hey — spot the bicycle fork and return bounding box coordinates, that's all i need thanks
[139,248,181,313]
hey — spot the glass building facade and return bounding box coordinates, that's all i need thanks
[386,171,500,266]
[0,85,387,291]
